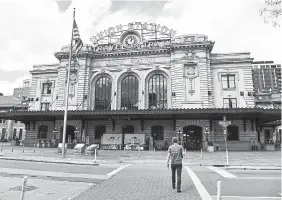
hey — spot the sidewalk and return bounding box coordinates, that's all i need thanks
[0,145,281,168]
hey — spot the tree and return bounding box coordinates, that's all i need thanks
[260,0,282,27]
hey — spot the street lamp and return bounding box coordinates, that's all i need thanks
[204,128,210,142]
[178,128,182,145]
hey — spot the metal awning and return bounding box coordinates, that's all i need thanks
[0,108,280,124]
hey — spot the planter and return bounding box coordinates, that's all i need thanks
[207,146,214,152]
[265,144,275,151]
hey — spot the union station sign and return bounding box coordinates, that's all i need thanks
[91,22,176,52]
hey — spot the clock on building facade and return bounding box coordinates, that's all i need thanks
[122,34,139,48]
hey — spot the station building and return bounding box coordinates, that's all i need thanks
[0,22,280,151]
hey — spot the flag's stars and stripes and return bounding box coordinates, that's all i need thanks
[73,20,83,58]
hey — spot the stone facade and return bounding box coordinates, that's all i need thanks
[24,22,258,150]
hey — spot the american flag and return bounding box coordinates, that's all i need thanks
[73,20,83,57]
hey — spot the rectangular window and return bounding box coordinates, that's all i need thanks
[221,74,235,89]
[223,98,237,108]
[1,128,6,139]
[19,129,23,140]
[41,103,50,111]
[42,83,52,94]
[13,129,17,139]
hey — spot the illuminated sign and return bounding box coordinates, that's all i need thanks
[92,22,176,44]
[91,22,176,52]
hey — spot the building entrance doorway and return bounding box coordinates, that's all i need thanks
[60,125,76,143]
[94,125,106,144]
[122,125,134,149]
[183,125,202,150]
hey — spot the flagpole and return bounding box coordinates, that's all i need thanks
[62,8,76,157]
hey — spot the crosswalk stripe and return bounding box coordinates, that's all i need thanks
[206,166,238,178]
[185,166,212,200]
[211,195,282,199]
[107,164,131,177]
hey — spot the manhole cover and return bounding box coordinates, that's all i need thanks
[10,185,37,191]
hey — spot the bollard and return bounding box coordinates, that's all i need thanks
[153,148,155,152]
[216,181,221,200]
[33,144,35,153]
[201,149,203,159]
[226,149,229,165]
[11,142,13,152]
[22,144,24,153]
[20,176,28,200]
[123,147,126,156]
[94,148,97,163]
[138,145,140,158]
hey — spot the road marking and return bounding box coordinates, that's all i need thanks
[185,166,212,200]
[239,177,281,180]
[211,195,282,199]
[107,164,131,177]
[206,166,237,178]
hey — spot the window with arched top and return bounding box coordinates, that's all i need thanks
[121,75,139,110]
[227,125,239,141]
[148,74,167,109]
[95,77,112,110]
[38,125,48,139]
[151,125,164,140]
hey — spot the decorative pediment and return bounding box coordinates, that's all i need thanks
[182,50,199,65]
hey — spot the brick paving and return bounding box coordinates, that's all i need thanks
[71,164,201,200]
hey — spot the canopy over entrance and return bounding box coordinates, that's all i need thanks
[0,108,280,125]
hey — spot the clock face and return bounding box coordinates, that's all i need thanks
[123,34,139,47]
[70,74,77,82]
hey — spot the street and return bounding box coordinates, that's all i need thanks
[0,160,281,200]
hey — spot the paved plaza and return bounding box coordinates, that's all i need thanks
[0,145,281,167]
[0,144,281,199]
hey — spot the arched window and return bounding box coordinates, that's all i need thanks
[95,125,106,139]
[227,125,239,141]
[148,74,167,109]
[151,125,164,140]
[38,125,48,139]
[121,75,139,110]
[95,77,112,110]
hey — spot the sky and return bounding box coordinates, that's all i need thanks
[0,0,281,96]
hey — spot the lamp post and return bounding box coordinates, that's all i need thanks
[205,128,210,142]
[178,128,182,145]
[219,116,231,166]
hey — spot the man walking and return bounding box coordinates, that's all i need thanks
[167,137,184,193]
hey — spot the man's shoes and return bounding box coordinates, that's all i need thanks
[177,190,181,193]
[172,186,175,189]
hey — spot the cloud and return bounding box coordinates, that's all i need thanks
[0,0,281,95]
[0,74,31,96]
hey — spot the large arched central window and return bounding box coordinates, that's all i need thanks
[95,77,112,110]
[148,74,167,109]
[121,75,139,110]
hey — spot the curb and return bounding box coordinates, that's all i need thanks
[0,157,100,166]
